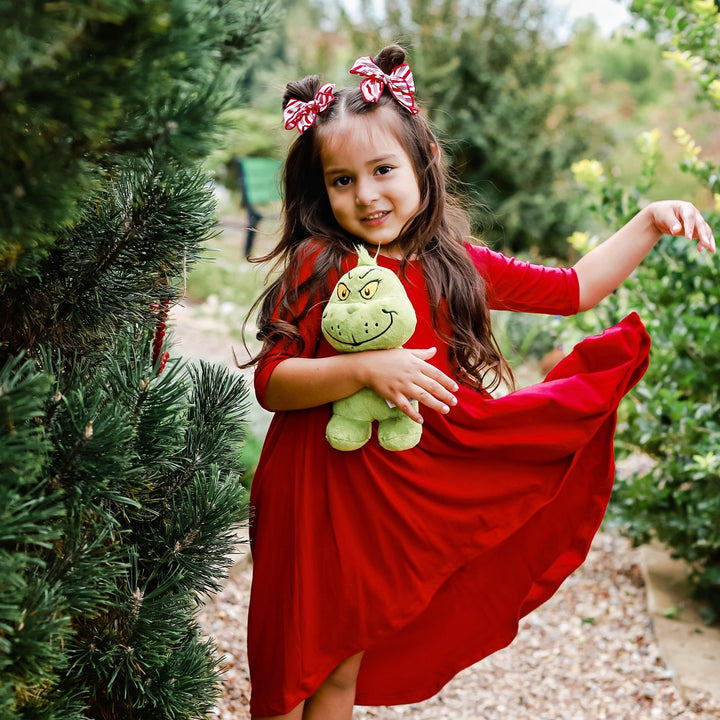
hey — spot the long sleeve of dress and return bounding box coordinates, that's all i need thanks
[466,243,580,315]
[253,243,336,409]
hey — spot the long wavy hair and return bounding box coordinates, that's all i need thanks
[242,44,512,392]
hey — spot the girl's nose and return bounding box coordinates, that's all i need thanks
[355,177,378,206]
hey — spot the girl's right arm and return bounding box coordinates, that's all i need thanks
[264,347,459,424]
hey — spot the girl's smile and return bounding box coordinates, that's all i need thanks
[320,109,421,258]
[363,210,390,225]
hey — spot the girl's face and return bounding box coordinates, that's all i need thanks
[320,109,421,259]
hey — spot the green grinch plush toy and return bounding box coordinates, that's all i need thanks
[321,246,421,452]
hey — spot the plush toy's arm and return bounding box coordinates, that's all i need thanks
[264,347,458,423]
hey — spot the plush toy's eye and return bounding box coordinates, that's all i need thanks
[336,282,350,301]
[360,280,379,300]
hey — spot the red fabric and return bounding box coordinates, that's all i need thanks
[349,56,420,115]
[283,82,336,134]
[253,244,578,408]
[247,244,650,716]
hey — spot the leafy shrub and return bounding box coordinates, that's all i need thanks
[492,310,560,367]
[567,236,720,622]
[568,0,720,623]
[568,102,720,619]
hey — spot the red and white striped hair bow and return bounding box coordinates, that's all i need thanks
[349,56,420,115]
[283,82,336,133]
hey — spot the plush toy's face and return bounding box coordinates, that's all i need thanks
[322,250,417,353]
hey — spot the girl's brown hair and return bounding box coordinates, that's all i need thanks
[242,45,512,392]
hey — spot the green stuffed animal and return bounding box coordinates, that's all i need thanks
[321,246,421,451]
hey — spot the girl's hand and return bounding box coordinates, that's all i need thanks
[574,199,715,311]
[358,346,459,424]
[647,200,716,253]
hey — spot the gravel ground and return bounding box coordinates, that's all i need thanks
[197,532,720,720]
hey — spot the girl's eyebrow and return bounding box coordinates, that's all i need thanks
[323,154,400,177]
[323,166,347,178]
[367,154,399,166]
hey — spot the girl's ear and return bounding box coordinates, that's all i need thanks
[430,142,438,157]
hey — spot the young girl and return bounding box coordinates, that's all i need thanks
[243,45,715,720]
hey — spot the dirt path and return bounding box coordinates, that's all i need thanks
[197,533,720,720]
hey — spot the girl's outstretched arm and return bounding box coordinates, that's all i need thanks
[574,200,716,311]
[264,347,459,424]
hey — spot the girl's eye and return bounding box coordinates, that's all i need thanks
[375,165,393,176]
[333,176,352,187]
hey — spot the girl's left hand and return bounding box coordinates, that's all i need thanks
[648,200,716,253]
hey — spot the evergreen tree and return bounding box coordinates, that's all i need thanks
[0,1,277,717]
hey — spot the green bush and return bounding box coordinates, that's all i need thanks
[568,236,720,622]
[566,0,720,623]
[492,310,560,366]
[568,119,720,621]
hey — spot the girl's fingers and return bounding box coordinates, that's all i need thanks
[382,347,459,417]
[407,347,460,393]
[393,379,456,420]
[696,223,714,252]
[699,218,717,252]
[417,375,458,410]
[409,346,437,361]
[664,201,716,252]
[397,396,423,424]
[425,365,460,393]
[679,203,696,241]
[413,390,443,417]
[399,383,452,421]
[686,211,716,252]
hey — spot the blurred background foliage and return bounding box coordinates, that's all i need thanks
[210,0,718,254]
[564,0,720,624]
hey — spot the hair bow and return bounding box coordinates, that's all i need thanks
[349,57,419,115]
[284,83,336,133]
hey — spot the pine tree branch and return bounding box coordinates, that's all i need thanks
[50,421,93,490]
[53,190,162,325]
[133,378,151,427]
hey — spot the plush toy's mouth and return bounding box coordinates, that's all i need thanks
[323,309,397,347]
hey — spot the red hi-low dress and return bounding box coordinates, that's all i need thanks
[247,243,650,717]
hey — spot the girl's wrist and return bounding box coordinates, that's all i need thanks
[347,350,372,389]
[635,204,664,246]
